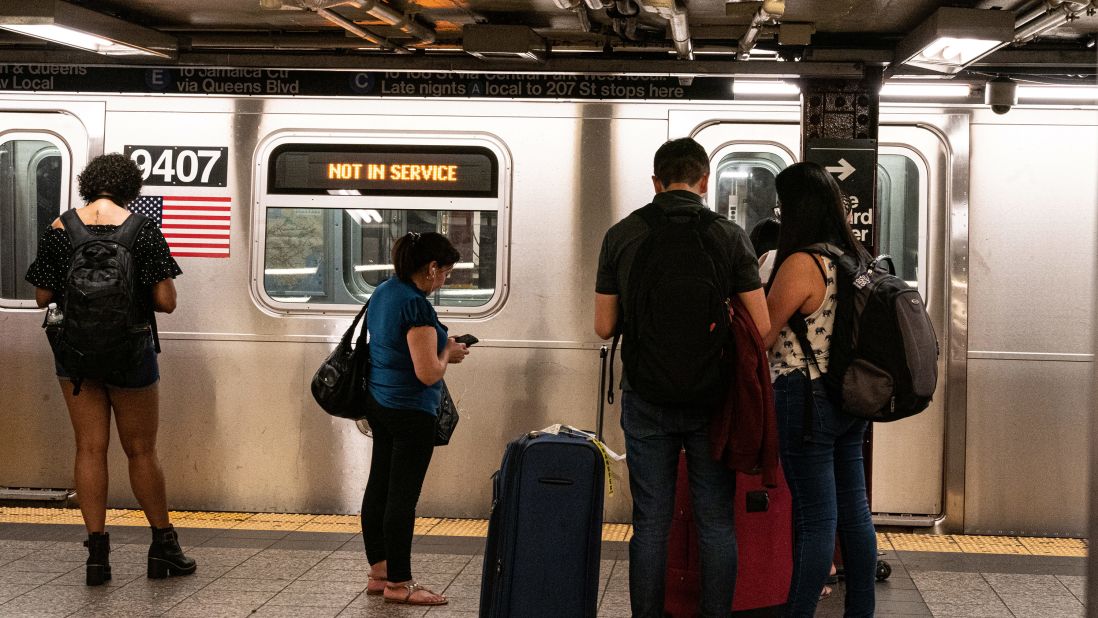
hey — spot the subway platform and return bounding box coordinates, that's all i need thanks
[0,508,1086,617]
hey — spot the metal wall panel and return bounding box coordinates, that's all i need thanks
[968,123,1098,356]
[965,358,1090,537]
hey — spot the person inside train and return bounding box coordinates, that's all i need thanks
[24,153,195,586]
[594,137,770,618]
[749,216,781,282]
[761,161,877,617]
[362,231,470,606]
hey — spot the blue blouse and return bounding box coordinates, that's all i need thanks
[366,276,447,415]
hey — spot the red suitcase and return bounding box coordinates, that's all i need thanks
[664,452,793,617]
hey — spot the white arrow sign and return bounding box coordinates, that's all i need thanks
[825,158,856,181]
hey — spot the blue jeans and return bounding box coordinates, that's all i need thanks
[773,371,876,618]
[620,391,737,618]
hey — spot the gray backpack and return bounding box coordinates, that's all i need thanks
[791,243,939,423]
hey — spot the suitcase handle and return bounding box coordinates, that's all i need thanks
[597,345,607,442]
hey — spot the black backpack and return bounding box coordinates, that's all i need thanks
[52,209,156,390]
[790,243,938,423]
[610,203,732,407]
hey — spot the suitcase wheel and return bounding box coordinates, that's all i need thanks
[875,560,892,582]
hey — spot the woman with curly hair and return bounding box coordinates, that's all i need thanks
[24,153,196,586]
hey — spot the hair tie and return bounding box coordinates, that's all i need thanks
[408,232,421,244]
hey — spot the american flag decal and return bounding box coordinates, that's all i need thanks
[130,195,231,258]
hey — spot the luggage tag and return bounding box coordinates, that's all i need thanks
[537,424,626,496]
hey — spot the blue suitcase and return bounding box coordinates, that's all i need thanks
[479,427,606,618]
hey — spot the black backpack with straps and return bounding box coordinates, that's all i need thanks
[52,209,157,390]
[789,243,938,424]
[610,203,732,408]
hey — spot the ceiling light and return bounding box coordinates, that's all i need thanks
[880,83,972,98]
[732,80,800,96]
[0,0,176,58]
[1017,86,1098,102]
[895,7,1013,74]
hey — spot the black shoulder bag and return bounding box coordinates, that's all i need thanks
[311,300,371,420]
[435,381,459,446]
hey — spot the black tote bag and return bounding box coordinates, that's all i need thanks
[435,380,460,446]
[311,300,371,420]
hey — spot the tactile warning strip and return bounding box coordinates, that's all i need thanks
[0,507,1086,556]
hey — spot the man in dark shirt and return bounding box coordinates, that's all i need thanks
[594,137,769,617]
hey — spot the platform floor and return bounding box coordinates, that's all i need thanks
[0,508,1087,617]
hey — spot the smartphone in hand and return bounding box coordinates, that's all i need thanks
[454,334,479,346]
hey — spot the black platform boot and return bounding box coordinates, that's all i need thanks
[84,532,111,586]
[147,525,197,579]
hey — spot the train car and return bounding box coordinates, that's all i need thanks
[0,81,1094,538]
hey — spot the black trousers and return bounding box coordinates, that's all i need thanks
[361,404,436,582]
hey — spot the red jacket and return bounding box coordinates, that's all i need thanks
[709,295,780,487]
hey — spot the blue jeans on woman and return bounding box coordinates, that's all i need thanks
[620,391,737,618]
[773,371,876,618]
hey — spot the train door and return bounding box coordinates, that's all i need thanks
[0,108,93,492]
[871,124,950,523]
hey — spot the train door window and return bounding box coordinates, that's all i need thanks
[708,146,794,242]
[0,135,68,307]
[254,135,510,315]
[877,150,927,284]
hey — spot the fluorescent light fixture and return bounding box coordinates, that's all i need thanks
[880,83,972,98]
[895,7,1013,74]
[1017,86,1098,102]
[732,80,800,96]
[272,296,311,303]
[0,0,176,58]
[721,170,751,179]
[265,267,319,276]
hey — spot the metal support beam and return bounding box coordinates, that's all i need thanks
[0,50,867,77]
[801,68,881,143]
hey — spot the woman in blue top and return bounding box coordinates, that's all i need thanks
[362,231,470,606]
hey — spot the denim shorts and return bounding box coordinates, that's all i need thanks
[55,343,160,390]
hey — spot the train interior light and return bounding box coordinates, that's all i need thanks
[731,80,800,96]
[880,83,972,99]
[895,7,1014,74]
[1017,85,1098,102]
[0,0,177,59]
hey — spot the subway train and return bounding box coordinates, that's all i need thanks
[0,74,1093,538]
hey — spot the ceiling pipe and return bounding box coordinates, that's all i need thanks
[345,0,437,44]
[634,0,693,59]
[285,0,437,46]
[314,7,410,52]
[737,0,784,60]
[1014,0,1096,44]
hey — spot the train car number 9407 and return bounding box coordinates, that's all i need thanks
[124,145,229,187]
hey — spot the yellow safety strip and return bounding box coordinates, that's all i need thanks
[0,507,1087,556]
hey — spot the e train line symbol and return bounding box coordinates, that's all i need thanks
[130,195,232,259]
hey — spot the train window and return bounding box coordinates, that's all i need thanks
[0,136,66,306]
[877,154,922,283]
[710,150,788,236]
[255,135,509,315]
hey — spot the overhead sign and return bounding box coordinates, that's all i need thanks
[804,138,877,253]
[0,65,737,101]
[269,145,497,197]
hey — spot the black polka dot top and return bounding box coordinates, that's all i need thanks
[25,219,183,308]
